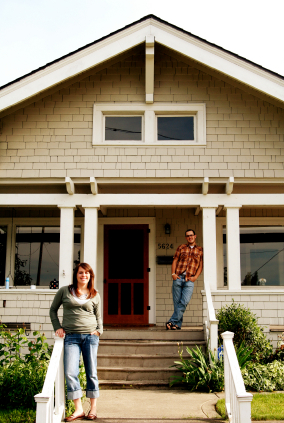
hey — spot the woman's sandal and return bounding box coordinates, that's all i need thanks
[171,324,181,330]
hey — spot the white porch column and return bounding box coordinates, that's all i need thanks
[83,207,99,282]
[202,207,218,291]
[225,205,241,290]
[58,206,75,287]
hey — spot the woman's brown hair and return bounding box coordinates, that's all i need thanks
[69,262,97,299]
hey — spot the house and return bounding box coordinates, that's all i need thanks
[0,15,284,348]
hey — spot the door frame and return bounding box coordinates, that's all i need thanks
[98,217,156,324]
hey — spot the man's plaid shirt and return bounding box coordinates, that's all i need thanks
[173,244,203,281]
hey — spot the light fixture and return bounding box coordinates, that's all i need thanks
[164,223,171,235]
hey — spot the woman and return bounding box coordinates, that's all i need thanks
[50,263,103,421]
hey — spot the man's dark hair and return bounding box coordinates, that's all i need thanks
[185,229,196,236]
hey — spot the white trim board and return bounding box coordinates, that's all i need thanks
[2,193,284,207]
[1,18,283,113]
[97,217,156,324]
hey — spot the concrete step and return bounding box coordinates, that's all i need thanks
[98,340,205,355]
[97,353,183,367]
[99,379,179,389]
[101,326,204,341]
[97,366,181,381]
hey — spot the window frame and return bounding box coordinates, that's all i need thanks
[1,217,83,288]
[216,217,284,290]
[92,103,206,146]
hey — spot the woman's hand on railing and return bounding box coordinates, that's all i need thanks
[55,328,66,338]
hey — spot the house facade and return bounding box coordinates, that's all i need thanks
[0,16,284,347]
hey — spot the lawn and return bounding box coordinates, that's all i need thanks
[216,393,284,420]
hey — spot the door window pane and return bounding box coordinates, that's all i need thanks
[157,116,194,141]
[0,227,7,286]
[15,226,81,286]
[108,283,118,315]
[223,227,284,286]
[121,283,131,315]
[134,283,144,315]
[108,228,144,279]
[105,116,142,141]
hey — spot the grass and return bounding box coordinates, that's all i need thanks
[0,408,36,423]
[216,393,284,420]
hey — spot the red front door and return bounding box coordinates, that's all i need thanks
[103,224,149,325]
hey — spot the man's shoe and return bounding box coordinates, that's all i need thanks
[64,412,85,422]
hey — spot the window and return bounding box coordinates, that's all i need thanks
[157,116,194,141]
[0,226,7,286]
[93,103,206,146]
[223,226,284,286]
[14,226,81,286]
[105,116,142,141]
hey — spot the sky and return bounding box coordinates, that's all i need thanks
[1,0,283,87]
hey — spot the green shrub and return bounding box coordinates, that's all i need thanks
[242,360,284,392]
[170,344,224,392]
[0,359,48,408]
[0,408,36,423]
[0,324,50,409]
[216,300,273,362]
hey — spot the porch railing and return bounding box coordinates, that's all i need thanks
[222,331,253,423]
[34,336,65,423]
[203,281,219,355]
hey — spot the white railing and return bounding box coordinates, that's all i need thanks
[222,331,253,423]
[34,336,65,423]
[204,282,219,356]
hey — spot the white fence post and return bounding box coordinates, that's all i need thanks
[34,336,65,423]
[222,331,253,423]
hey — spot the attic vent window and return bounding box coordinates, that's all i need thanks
[105,116,142,141]
[157,116,194,141]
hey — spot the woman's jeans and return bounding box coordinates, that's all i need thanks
[64,333,99,400]
[169,274,194,328]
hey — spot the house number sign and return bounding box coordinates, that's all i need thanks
[158,243,174,249]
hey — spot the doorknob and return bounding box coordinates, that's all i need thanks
[104,279,107,284]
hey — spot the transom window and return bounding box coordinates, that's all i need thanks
[93,103,206,146]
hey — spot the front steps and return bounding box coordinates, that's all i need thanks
[98,326,205,389]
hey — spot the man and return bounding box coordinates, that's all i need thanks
[166,229,203,330]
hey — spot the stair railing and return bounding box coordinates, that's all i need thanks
[204,281,218,356]
[34,335,65,423]
[222,331,253,423]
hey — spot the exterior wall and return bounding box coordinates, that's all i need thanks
[0,290,59,344]
[0,45,283,179]
[202,292,284,349]
[155,208,203,326]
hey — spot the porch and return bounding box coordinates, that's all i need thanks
[0,177,284,347]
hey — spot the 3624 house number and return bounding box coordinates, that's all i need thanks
[158,243,174,249]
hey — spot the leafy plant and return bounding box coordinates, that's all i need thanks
[170,344,224,392]
[0,324,51,409]
[236,341,254,369]
[242,360,284,392]
[0,323,51,365]
[0,359,48,408]
[216,300,273,362]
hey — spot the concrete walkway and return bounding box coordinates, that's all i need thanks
[82,389,226,422]
[78,390,284,423]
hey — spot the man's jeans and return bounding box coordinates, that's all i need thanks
[64,333,100,400]
[169,274,194,328]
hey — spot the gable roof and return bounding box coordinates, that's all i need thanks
[1,14,284,113]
